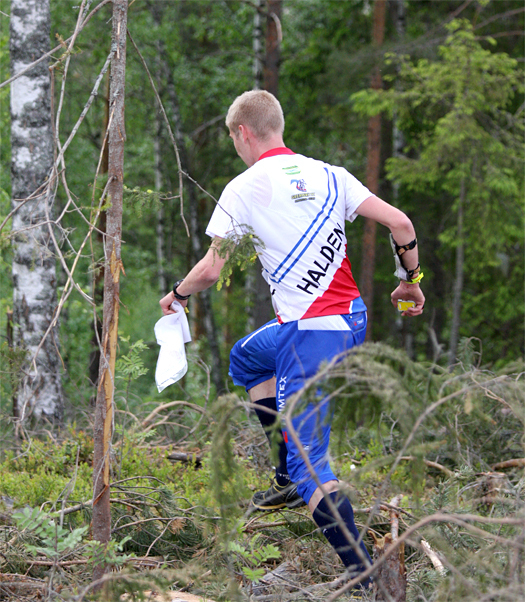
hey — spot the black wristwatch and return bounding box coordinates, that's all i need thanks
[173,279,191,301]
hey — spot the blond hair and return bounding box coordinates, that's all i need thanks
[226,90,284,141]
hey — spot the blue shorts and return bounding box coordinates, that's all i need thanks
[229,319,279,391]
[229,309,367,505]
[276,312,367,504]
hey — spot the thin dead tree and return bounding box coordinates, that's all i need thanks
[92,0,128,586]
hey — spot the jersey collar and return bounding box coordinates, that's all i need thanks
[257,147,295,161]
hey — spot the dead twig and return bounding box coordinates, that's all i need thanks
[492,458,525,470]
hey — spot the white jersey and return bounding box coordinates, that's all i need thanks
[206,148,371,323]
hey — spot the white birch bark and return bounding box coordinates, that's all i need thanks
[10,0,62,422]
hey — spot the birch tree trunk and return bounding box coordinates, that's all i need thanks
[92,0,127,585]
[360,0,386,341]
[10,0,63,423]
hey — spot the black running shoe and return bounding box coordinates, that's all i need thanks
[251,478,306,511]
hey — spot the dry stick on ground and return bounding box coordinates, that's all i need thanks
[492,458,525,470]
[419,539,446,575]
[398,456,455,477]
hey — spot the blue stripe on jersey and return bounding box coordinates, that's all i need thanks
[269,169,339,284]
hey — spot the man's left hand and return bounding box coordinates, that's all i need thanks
[391,281,425,316]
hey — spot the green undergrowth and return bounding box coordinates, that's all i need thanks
[0,343,524,601]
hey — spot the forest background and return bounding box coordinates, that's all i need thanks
[0,1,524,601]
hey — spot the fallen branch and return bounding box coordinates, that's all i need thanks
[141,400,205,428]
[167,451,203,466]
[325,511,525,602]
[492,458,525,470]
[420,539,446,575]
[399,456,455,477]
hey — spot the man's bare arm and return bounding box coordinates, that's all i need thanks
[159,238,226,315]
[356,195,425,316]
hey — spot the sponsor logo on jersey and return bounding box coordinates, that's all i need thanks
[291,178,307,192]
[282,165,301,175]
[292,192,316,202]
[277,376,287,411]
[291,179,315,202]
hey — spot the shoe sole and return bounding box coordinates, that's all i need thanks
[251,497,306,511]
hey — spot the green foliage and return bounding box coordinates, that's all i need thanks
[13,506,88,560]
[116,337,149,381]
[351,18,524,363]
[227,534,281,583]
[123,185,163,218]
[208,394,248,534]
[84,536,135,569]
[214,228,264,291]
[0,341,27,406]
[326,342,524,487]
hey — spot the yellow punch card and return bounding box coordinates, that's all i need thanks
[397,300,415,312]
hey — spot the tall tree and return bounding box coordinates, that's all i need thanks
[353,19,523,364]
[147,2,224,393]
[9,0,63,422]
[247,0,283,331]
[92,0,128,585]
[360,0,386,341]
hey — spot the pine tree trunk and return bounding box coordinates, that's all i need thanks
[10,0,63,423]
[360,0,386,342]
[245,0,282,331]
[253,0,264,90]
[264,0,282,96]
[390,0,413,358]
[92,0,128,586]
[449,178,465,366]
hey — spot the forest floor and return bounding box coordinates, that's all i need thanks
[1,353,524,602]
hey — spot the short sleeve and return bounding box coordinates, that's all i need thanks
[205,184,249,239]
[339,168,372,222]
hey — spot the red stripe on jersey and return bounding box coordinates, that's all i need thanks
[300,254,361,319]
[258,147,296,161]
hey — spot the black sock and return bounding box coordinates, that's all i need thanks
[253,396,290,486]
[313,491,372,586]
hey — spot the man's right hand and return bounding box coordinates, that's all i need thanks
[159,291,188,315]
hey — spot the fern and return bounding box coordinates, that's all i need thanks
[227,534,281,584]
[13,506,88,560]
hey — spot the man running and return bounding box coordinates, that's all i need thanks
[160,90,425,588]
